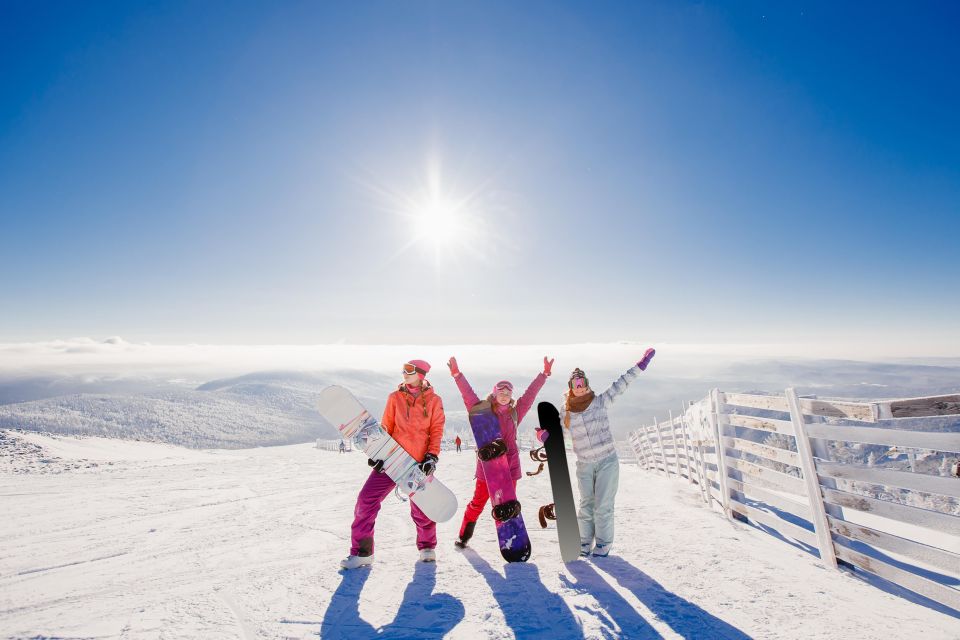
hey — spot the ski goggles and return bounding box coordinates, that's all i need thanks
[402,363,428,376]
[569,369,589,389]
[493,381,514,394]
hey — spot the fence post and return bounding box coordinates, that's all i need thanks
[691,400,710,504]
[785,387,838,570]
[635,428,645,470]
[643,428,655,471]
[698,433,712,505]
[639,431,649,469]
[669,411,682,477]
[639,427,653,472]
[709,388,732,518]
[631,430,647,469]
[679,404,695,484]
[646,426,660,474]
[653,417,671,477]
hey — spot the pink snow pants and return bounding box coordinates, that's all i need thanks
[350,468,436,556]
[459,477,518,537]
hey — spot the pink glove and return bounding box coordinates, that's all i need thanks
[536,428,549,443]
[637,348,656,371]
[543,356,554,377]
[447,357,460,377]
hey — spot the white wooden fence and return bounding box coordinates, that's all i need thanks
[316,438,350,452]
[629,389,960,612]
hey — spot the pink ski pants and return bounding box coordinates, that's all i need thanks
[350,468,436,556]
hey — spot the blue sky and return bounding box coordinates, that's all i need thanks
[1,1,957,353]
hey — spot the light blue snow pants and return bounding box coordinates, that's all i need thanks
[576,452,620,547]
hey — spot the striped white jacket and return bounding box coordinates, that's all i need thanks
[562,365,640,463]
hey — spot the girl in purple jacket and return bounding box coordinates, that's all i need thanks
[447,355,553,549]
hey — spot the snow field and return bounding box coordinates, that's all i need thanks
[1,431,956,639]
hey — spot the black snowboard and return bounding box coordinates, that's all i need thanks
[537,402,580,562]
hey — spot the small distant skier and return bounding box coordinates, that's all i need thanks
[340,359,445,569]
[536,348,655,558]
[448,355,553,549]
[339,440,346,454]
[455,435,462,453]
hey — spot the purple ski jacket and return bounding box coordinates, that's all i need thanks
[454,371,547,481]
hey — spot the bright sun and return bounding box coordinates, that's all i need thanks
[364,153,489,268]
[415,197,463,247]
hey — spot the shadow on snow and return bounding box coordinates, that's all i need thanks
[561,561,662,639]
[735,495,960,619]
[319,562,465,639]
[462,548,583,639]
[592,556,754,640]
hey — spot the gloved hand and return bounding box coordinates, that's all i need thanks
[543,356,554,377]
[535,428,549,443]
[447,357,460,377]
[367,458,384,472]
[637,348,656,371]
[419,453,439,476]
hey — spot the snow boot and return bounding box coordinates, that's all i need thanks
[455,521,476,549]
[592,543,612,558]
[340,554,374,570]
[419,548,437,563]
[580,543,593,557]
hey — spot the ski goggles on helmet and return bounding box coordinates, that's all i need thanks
[569,368,589,389]
[402,362,428,376]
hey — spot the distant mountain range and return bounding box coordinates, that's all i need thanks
[0,360,957,448]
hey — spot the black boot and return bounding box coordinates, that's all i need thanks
[455,521,476,549]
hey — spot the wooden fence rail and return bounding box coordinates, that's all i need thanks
[627,388,960,612]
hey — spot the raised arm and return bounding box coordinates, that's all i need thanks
[516,356,553,424]
[448,357,480,409]
[600,349,655,405]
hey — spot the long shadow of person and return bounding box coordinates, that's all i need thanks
[560,561,662,639]
[593,556,753,640]
[320,563,465,640]
[463,548,583,639]
[320,568,376,639]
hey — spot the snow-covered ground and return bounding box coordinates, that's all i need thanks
[1,431,956,639]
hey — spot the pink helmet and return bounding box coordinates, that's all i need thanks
[403,359,431,380]
[493,380,514,394]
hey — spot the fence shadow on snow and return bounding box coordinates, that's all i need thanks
[628,388,960,617]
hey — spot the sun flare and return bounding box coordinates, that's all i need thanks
[360,152,493,269]
[414,197,464,247]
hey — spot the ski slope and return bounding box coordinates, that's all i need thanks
[1,431,955,639]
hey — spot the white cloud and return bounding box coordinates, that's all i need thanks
[0,337,948,381]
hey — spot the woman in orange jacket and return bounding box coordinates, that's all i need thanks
[340,359,446,569]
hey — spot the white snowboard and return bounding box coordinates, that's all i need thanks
[317,385,458,523]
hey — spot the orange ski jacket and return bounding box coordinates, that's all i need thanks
[381,383,445,461]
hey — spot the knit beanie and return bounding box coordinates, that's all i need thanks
[405,359,431,380]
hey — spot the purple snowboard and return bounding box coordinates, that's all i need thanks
[468,411,531,562]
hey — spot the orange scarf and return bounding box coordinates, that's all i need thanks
[563,390,595,428]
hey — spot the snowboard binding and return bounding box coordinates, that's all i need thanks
[492,499,522,522]
[538,503,556,528]
[477,438,508,462]
[526,446,548,476]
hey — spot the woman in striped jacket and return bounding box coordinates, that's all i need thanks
[538,348,655,558]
